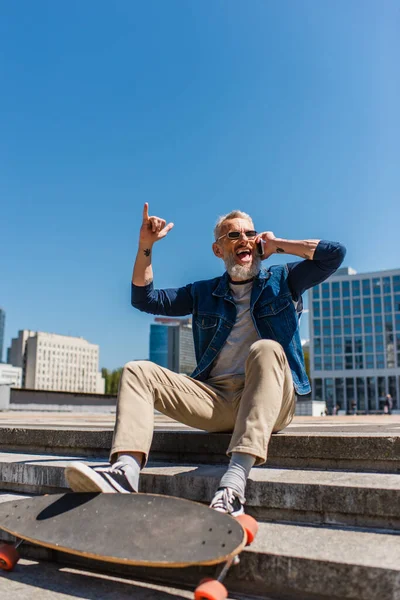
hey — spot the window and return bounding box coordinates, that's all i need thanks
[393,275,400,293]
[372,278,381,296]
[376,335,384,352]
[374,297,382,314]
[332,282,340,298]
[362,279,371,296]
[313,287,320,299]
[324,357,333,370]
[324,378,334,411]
[377,354,385,368]
[365,335,373,353]
[322,301,331,317]
[375,316,383,333]
[332,300,341,316]
[353,298,361,316]
[352,280,360,297]
[354,318,362,335]
[383,277,391,294]
[323,319,331,335]
[364,316,372,334]
[335,378,344,408]
[322,283,330,299]
[367,377,376,411]
[394,295,400,312]
[343,298,351,316]
[366,355,374,369]
[344,318,352,335]
[314,320,321,336]
[346,378,355,411]
[323,338,332,354]
[354,337,363,353]
[345,355,353,369]
[363,297,372,315]
[384,296,393,313]
[335,356,343,370]
[357,377,366,411]
[334,337,343,353]
[342,281,350,297]
[314,378,323,400]
[313,301,320,317]
[355,355,364,369]
[345,338,353,354]
[333,318,342,335]
[314,336,322,355]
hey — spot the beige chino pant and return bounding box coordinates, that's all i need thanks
[111,339,296,467]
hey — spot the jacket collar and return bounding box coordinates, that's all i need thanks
[212,268,272,298]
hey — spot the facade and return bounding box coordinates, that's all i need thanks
[0,364,22,388]
[7,330,105,394]
[0,308,5,363]
[149,317,197,375]
[309,267,400,412]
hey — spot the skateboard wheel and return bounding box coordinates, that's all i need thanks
[236,514,258,546]
[0,544,20,571]
[194,579,228,600]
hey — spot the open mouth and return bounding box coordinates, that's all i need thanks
[235,247,253,264]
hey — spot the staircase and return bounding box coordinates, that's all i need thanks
[0,422,399,600]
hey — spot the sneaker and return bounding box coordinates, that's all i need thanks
[65,461,137,494]
[209,487,245,517]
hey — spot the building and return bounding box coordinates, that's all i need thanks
[0,364,22,388]
[149,318,197,375]
[0,308,5,363]
[7,330,105,394]
[309,267,400,413]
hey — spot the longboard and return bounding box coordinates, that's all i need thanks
[0,493,258,599]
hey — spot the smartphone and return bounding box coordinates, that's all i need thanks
[257,241,264,256]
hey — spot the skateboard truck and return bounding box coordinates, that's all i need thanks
[194,514,258,600]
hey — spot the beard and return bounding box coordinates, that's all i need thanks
[224,253,262,281]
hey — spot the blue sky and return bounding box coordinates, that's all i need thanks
[1,1,399,369]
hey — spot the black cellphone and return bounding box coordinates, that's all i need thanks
[257,241,264,256]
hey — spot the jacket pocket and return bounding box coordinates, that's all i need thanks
[257,296,291,318]
[195,315,219,329]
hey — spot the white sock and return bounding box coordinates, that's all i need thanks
[115,454,141,492]
[218,452,256,502]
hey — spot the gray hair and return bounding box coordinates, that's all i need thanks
[214,210,254,241]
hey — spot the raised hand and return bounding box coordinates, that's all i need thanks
[139,203,174,246]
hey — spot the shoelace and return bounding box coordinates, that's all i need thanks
[211,488,236,513]
[95,461,126,476]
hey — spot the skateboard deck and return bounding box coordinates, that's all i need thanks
[0,492,247,568]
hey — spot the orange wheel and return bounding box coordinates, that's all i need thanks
[194,579,228,600]
[236,514,259,545]
[0,544,20,571]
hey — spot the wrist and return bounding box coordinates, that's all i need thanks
[138,241,154,251]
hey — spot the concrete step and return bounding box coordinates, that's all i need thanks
[0,453,399,530]
[0,557,268,600]
[1,426,399,472]
[0,499,398,600]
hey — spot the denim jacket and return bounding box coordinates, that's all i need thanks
[132,264,311,395]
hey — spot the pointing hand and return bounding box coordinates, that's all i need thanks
[140,203,174,246]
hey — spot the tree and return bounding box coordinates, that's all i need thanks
[101,368,123,395]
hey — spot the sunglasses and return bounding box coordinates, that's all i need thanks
[217,230,258,242]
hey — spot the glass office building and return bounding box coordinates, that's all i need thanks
[310,267,400,412]
[149,318,197,375]
[0,309,5,363]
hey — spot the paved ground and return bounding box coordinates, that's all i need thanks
[0,410,399,434]
[0,558,264,600]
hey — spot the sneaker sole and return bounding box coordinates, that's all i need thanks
[65,462,117,493]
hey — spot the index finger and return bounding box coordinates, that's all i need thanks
[142,203,149,222]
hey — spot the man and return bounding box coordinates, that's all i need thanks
[66,204,346,516]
